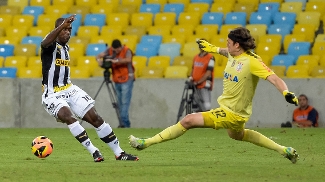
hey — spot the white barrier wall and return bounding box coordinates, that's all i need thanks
[1,78,324,128]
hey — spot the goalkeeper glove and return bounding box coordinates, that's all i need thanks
[282,90,298,106]
[196,39,219,53]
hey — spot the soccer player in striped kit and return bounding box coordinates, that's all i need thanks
[41,14,138,162]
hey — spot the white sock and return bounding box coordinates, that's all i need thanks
[96,122,123,156]
[68,121,98,154]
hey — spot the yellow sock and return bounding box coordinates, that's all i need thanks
[145,122,187,147]
[242,129,285,154]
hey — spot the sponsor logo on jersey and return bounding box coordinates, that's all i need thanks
[55,59,70,66]
[224,72,239,82]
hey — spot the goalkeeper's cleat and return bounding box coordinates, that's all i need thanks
[283,147,299,164]
[92,150,104,162]
[129,135,147,150]
[116,152,139,161]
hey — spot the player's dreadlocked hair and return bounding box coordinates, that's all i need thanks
[228,27,256,51]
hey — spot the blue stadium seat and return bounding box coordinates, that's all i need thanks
[268,24,291,42]
[158,43,181,64]
[139,4,161,15]
[62,14,82,36]
[135,43,159,58]
[273,12,296,31]
[0,44,14,58]
[201,12,223,31]
[21,36,43,55]
[287,42,311,63]
[0,67,17,78]
[140,35,163,48]
[249,12,272,27]
[271,55,295,70]
[258,2,280,17]
[224,12,247,27]
[22,6,44,26]
[163,4,184,21]
[86,43,107,56]
[84,14,106,28]
[191,0,213,4]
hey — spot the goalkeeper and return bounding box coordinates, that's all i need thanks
[129,27,299,163]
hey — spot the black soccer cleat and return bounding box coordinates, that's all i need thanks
[93,150,104,162]
[116,152,139,161]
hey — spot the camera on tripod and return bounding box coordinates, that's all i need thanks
[101,51,116,69]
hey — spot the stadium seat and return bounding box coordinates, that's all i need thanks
[186,34,211,43]
[27,56,42,67]
[315,34,325,43]
[106,13,129,29]
[148,56,170,70]
[90,35,112,45]
[117,34,139,49]
[68,6,90,22]
[305,1,325,17]
[0,6,20,15]
[0,56,3,67]
[4,56,27,68]
[201,13,223,31]
[0,37,20,46]
[178,12,201,27]
[258,2,280,17]
[124,26,147,38]
[69,43,85,58]
[280,2,303,14]
[260,0,283,3]
[285,0,307,10]
[131,13,153,29]
[77,26,100,38]
[139,4,161,15]
[132,56,147,77]
[6,26,28,42]
[237,0,259,10]
[297,12,321,31]
[246,24,267,44]
[0,67,17,78]
[7,0,29,13]
[147,0,167,11]
[18,67,42,78]
[70,66,91,79]
[76,56,98,73]
[90,5,113,15]
[224,12,247,27]
[139,67,164,78]
[69,36,90,45]
[233,3,255,22]
[45,5,69,17]
[292,24,316,43]
[52,0,74,7]
[213,66,224,78]
[186,3,209,17]
[148,25,171,37]
[84,14,106,28]
[163,3,184,21]
[100,26,123,37]
[30,0,51,7]
[172,25,194,37]
[135,43,159,58]
[28,26,51,37]
[182,42,199,58]
[21,36,43,55]
[75,0,97,6]
[310,66,325,78]
[195,25,219,37]
[191,0,213,3]
[22,6,43,26]
[273,12,296,31]
[141,35,162,47]
[296,55,319,73]
[256,43,280,59]
[259,34,282,46]
[0,14,13,28]
[249,12,272,27]
[210,34,228,47]
[259,54,272,66]
[158,43,181,63]
[287,42,311,62]
[286,65,310,78]
[210,3,233,16]
[164,66,188,78]
[121,0,142,10]
[312,42,325,57]
[0,44,15,58]
[271,55,295,69]
[116,4,137,15]
[163,35,186,47]
[86,43,107,56]
[219,24,241,35]
[154,12,177,26]
[37,14,60,27]
[14,44,37,57]
[269,65,286,77]
[172,56,193,76]
[98,0,119,9]
[283,34,306,53]
[168,0,190,9]
[267,24,291,42]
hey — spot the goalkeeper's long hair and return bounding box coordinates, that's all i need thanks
[228,27,256,51]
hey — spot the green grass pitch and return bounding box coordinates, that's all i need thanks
[0,128,324,182]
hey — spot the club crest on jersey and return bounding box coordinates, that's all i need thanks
[236,62,244,72]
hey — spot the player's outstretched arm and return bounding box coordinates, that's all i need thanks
[267,74,298,106]
[196,39,228,57]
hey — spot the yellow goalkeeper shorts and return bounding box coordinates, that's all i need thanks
[201,107,249,132]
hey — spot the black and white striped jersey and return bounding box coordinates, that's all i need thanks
[41,42,71,94]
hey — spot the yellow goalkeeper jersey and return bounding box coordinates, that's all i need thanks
[217,51,274,118]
